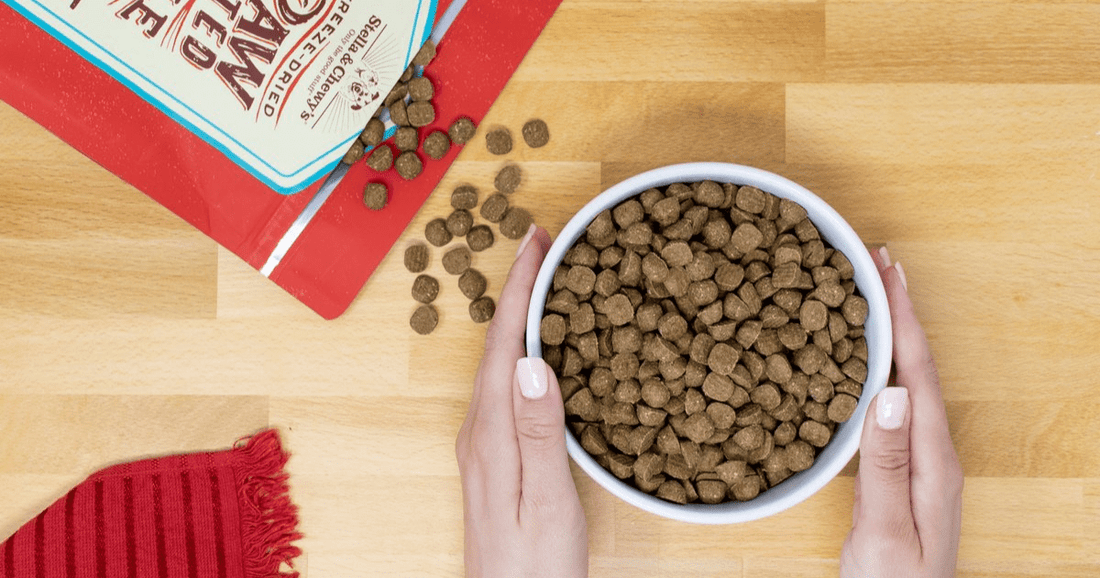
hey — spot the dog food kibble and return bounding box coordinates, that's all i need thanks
[390,99,409,126]
[521,119,550,148]
[359,119,386,147]
[542,315,568,346]
[499,207,533,240]
[385,83,407,107]
[495,164,522,194]
[480,193,509,223]
[410,305,439,335]
[412,40,436,66]
[404,243,430,273]
[407,76,434,102]
[467,225,495,252]
[544,181,868,504]
[395,152,423,180]
[395,127,419,151]
[407,101,435,127]
[485,127,513,155]
[451,185,479,210]
[411,275,439,304]
[446,209,474,237]
[342,140,365,164]
[442,246,472,275]
[469,296,496,323]
[423,130,451,160]
[449,117,477,145]
[425,218,452,247]
[459,269,487,300]
[363,183,388,210]
[366,145,394,172]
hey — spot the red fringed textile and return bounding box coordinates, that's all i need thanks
[0,430,301,578]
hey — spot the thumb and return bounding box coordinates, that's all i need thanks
[855,387,917,542]
[512,357,577,509]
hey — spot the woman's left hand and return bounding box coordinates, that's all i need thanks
[455,225,589,578]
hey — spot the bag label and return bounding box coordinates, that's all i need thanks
[5,0,436,193]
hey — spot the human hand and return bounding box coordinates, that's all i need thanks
[840,248,964,578]
[455,225,589,578]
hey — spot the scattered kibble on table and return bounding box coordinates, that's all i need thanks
[494,164,521,194]
[459,269,487,300]
[442,245,472,275]
[499,207,533,240]
[485,127,513,155]
[466,225,495,252]
[451,185,479,210]
[522,119,550,148]
[410,304,439,335]
[480,193,508,223]
[469,296,496,323]
[405,117,551,335]
[404,243,430,273]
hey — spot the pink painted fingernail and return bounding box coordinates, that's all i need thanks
[894,262,909,291]
[516,357,548,400]
[876,387,909,430]
[515,224,538,258]
[877,246,891,268]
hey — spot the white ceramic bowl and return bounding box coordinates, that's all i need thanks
[525,163,892,524]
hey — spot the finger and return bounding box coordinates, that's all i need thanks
[879,258,964,549]
[460,225,552,510]
[855,387,917,544]
[512,357,579,516]
[472,225,552,408]
[879,257,956,462]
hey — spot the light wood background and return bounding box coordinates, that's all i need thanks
[2,0,1099,576]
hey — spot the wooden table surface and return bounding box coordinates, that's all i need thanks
[3,1,1099,576]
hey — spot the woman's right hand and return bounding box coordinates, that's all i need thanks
[840,248,965,578]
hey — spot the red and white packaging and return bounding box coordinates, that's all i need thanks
[0,0,563,318]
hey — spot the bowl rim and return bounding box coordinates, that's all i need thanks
[525,162,892,524]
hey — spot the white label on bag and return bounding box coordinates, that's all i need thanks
[6,0,437,193]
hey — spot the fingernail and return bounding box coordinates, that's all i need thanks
[894,262,909,291]
[877,246,891,268]
[876,387,909,430]
[515,224,538,258]
[516,357,548,400]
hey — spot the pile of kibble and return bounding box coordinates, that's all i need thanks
[404,119,551,335]
[341,40,481,210]
[541,181,870,505]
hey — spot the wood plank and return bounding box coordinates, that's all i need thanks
[826,4,1100,83]
[0,395,268,475]
[517,3,825,82]
[949,402,1100,477]
[786,84,1100,166]
[462,82,786,166]
[0,238,218,318]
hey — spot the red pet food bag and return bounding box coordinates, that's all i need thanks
[0,0,563,318]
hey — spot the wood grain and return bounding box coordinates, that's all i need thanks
[3,0,1100,575]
